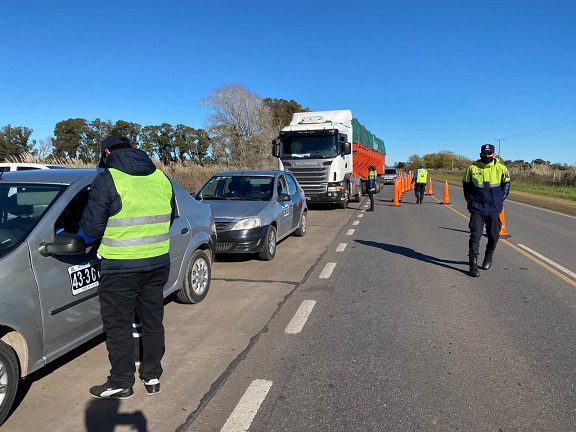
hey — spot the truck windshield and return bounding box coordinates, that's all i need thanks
[280,135,338,159]
[0,183,65,258]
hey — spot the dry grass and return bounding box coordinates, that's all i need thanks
[9,153,273,192]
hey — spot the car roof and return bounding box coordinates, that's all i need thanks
[213,170,286,177]
[0,168,96,185]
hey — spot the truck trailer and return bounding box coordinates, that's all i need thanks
[272,110,386,208]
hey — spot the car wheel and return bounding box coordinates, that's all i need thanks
[176,249,211,304]
[258,225,277,261]
[0,340,19,427]
[294,211,307,237]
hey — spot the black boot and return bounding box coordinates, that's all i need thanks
[469,256,480,277]
[481,253,493,270]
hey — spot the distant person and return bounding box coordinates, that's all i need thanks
[367,165,377,211]
[411,164,428,204]
[80,135,175,399]
[463,144,510,277]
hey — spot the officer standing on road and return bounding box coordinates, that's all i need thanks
[367,165,376,212]
[411,163,428,204]
[80,135,175,399]
[463,144,510,277]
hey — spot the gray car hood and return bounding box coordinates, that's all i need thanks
[205,200,269,220]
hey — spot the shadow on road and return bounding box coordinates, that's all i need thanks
[355,240,469,275]
[85,399,148,432]
[438,226,470,234]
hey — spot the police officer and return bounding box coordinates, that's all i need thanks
[411,163,428,204]
[367,165,376,211]
[463,144,510,277]
[80,135,175,399]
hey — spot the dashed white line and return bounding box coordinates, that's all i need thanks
[346,229,355,236]
[285,300,317,334]
[220,379,273,432]
[319,262,337,279]
[357,214,364,218]
[352,220,360,226]
[336,243,347,252]
[517,244,576,280]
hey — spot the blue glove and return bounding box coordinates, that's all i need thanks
[77,229,96,245]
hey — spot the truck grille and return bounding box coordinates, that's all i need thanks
[286,167,328,195]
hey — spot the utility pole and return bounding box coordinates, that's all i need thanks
[495,138,502,156]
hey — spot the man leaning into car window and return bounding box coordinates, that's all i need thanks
[79,135,175,399]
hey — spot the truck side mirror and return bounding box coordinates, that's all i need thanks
[340,141,351,155]
[272,139,280,158]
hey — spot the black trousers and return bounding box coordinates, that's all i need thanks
[468,212,502,258]
[368,191,374,209]
[98,266,169,387]
[415,183,426,202]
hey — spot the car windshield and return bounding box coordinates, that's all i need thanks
[385,169,397,175]
[198,175,274,201]
[0,183,66,258]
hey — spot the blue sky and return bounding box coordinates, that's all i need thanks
[1,0,575,164]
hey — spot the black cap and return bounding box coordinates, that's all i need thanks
[481,144,495,154]
[98,135,131,168]
[368,165,376,170]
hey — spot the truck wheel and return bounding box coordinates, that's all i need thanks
[294,211,307,237]
[0,340,19,427]
[176,249,211,304]
[258,225,277,261]
[353,183,362,202]
[338,186,349,209]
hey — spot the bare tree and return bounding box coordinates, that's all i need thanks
[203,83,275,168]
[35,137,54,159]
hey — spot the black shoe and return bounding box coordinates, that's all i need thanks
[481,254,493,270]
[469,256,480,277]
[90,382,134,399]
[141,378,161,395]
[366,208,374,212]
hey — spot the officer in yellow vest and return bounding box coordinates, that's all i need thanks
[411,164,428,204]
[367,165,377,211]
[80,136,175,399]
[463,144,510,277]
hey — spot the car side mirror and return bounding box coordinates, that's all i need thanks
[278,193,291,202]
[340,141,351,155]
[39,232,87,257]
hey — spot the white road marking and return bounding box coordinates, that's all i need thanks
[517,244,576,280]
[220,379,273,432]
[319,262,337,279]
[358,214,364,218]
[336,243,347,252]
[352,220,360,226]
[285,300,317,334]
[346,229,355,236]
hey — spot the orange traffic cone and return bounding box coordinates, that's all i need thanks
[399,175,405,195]
[440,180,451,204]
[393,180,400,206]
[499,208,511,239]
[425,177,434,195]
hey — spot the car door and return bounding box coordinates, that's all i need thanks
[285,173,304,230]
[165,182,192,291]
[275,174,293,238]
[27,180,104,362]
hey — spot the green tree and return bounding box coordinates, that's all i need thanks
[82,119,113,162]
[0,125,34,160]
[140,124,175,164]
[110,120,142,146]
[53,118,89,159]
[174,124,197,161]
[195,128,211,165]
[262,98,310,130]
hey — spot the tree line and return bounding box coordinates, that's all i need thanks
[0,85,309,167]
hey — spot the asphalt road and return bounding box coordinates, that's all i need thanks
[4,183,576,431]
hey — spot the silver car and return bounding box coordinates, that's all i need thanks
[0,169,216,425]
[196,170,307,260]
[382,167,398,184]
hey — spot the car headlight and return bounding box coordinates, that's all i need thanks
[231,217,261,231]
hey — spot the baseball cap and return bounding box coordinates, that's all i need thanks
[98,135,131,168]
[481,144,495,154]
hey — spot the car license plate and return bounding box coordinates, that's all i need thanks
[68,260,101,296]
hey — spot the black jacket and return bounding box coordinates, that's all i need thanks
[80,148,175,274]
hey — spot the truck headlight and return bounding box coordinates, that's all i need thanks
[231,217,261,231]
[327,186,343,192]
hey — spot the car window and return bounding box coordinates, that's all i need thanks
[0,183,66,258]
[16,166,41,171]
[285,174,299,196]
[0,167,10,173]
[199,175,274,201]
[277,176,289,196]
[55,187,90,234]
